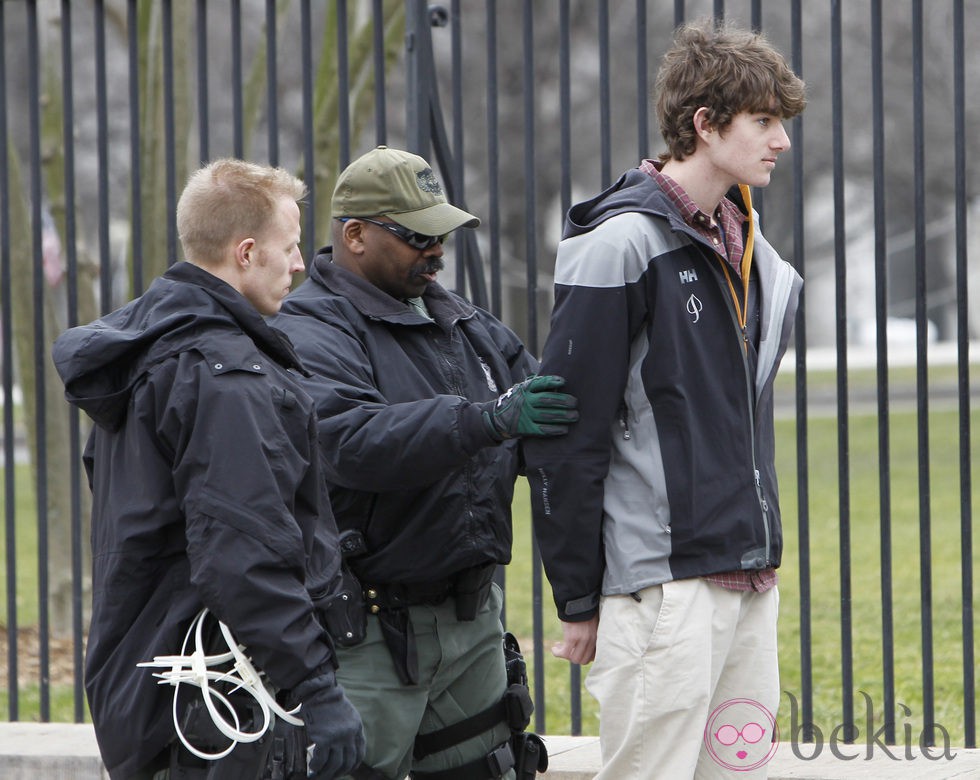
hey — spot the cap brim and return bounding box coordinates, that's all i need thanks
[388,202,480,235]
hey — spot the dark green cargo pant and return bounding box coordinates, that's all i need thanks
[337,583,515,780]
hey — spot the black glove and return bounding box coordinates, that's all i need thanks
[289,669,365,780]
[480,375,579,441]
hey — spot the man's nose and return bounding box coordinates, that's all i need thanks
[774,121,791,152]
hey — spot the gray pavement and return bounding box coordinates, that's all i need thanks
[3,724,980,779]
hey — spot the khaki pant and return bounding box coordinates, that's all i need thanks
[587,579,780,780]
[337,583,514,780]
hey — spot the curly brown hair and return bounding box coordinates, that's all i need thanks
[655,19,806,162]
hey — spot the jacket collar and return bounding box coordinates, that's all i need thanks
[566,168,758,259]
[308,249,475,327]
[165,262,307,374]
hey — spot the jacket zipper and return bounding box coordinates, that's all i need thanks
[717,255,751,354]
[619,401,631,441]
[713,201,772,566]
[437,327,478,544]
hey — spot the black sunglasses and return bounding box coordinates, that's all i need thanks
[339,217,447,250]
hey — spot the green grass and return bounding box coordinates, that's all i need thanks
[775,405,978,747]
[3,366,978,744]
[1,685,79,723]
[0,459,83,721]
[0,460,40,626]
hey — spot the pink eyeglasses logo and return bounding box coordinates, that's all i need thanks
[704,698,779,771]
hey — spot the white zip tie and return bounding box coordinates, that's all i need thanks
[138,608,303,761]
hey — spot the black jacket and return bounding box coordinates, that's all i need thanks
[525,170,802,621]
[273,251,537,584]
[52,262,340,779]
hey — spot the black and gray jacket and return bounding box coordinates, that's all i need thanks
[52,262,340,779]
[524,167,803,622]
[273,252,537,585]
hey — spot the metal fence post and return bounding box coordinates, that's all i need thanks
[404,0,431,158]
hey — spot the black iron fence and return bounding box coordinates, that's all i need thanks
[1,0,976,751]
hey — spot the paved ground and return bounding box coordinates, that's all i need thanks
[544,735,980,779]
[3,724,980,779]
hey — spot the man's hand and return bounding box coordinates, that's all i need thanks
[289,669,365,779]
[551,615,599,666]
[481,375,579,440]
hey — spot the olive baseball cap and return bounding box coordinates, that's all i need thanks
[331,145,480,235]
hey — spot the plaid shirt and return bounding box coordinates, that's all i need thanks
[639,159,746,277]
[639,160,776,593]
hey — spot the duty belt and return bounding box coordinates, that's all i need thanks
[363,562,496,614]
[363,563,497,686]
[363,579,455,611]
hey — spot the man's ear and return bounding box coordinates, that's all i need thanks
[235,237,256,268]
[340,219,366,253]
[693,106,715,142]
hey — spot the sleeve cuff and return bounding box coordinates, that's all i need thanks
[559,592,600,622]
[458,400,504,453]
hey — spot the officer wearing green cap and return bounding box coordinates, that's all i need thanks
[272,146,575,780]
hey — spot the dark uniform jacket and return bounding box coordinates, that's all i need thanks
[524,169,803,622]
[52,262,340,779]
[273,251,537,585]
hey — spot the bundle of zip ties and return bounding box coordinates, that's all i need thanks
[138,607,304,760]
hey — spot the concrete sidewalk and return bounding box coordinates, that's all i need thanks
[3,723,980,779]
[543,735,980,778]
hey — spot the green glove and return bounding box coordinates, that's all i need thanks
[481,375,579,441]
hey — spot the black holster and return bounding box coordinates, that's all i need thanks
[452,563,496,621]
[261,719,308,780]
[170,697,274,780]
[262,720,386,780]
[511,732,548,780]
[503,632,527,688]
[316,564,368,647]
[504,633,548,778]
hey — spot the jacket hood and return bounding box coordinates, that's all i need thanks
[53,261,304,431]
[565,166,750,239]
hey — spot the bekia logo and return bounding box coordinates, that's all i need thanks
[704,698,779,771]
[703,693,958,770]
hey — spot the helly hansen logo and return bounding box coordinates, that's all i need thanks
[679,268,698,284]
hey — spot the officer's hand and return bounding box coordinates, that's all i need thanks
[291,669,365,779]
[480,375,579,441]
